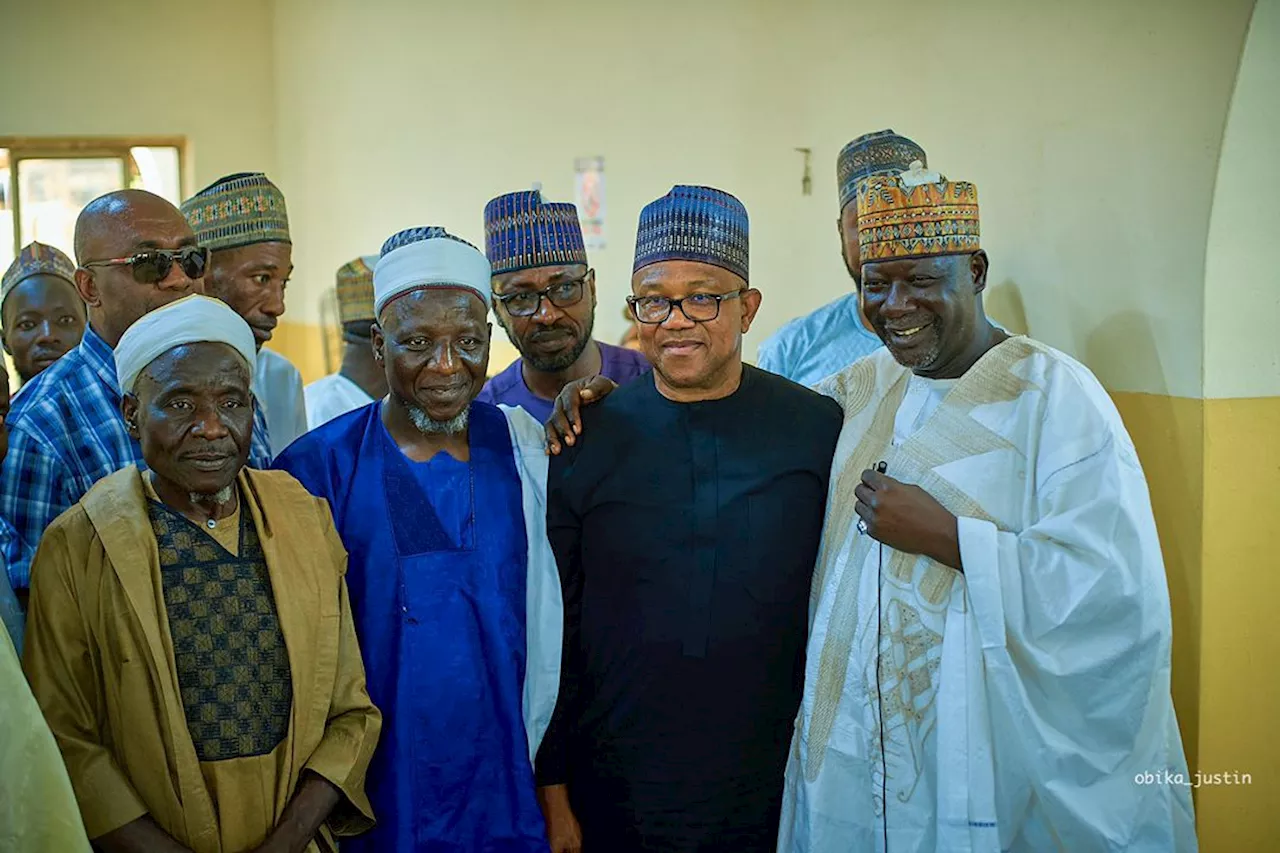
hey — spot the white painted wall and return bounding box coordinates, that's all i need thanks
[0,0,278,190]
[1204,0,1280,399]
[0,0,1257,397]
[0,0,279,387]
[271,0,1252,396]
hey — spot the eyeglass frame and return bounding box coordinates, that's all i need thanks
[80,246,210,285]
[492,272,592,318]
[626,289,748,325]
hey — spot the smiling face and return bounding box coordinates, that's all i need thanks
[122,342,254,498]
[492,264,596,373]
[631,260,760,401]
[860,252,989,376]
[373,288,490,428]
[2,274,87,382]
[204,242,293,349]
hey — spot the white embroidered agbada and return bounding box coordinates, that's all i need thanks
[778,336,1196,853]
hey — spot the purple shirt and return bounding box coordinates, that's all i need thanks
[478,341,650,423]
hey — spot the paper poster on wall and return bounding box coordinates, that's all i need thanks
[574,156,606,250]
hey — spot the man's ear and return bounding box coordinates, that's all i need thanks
[121,393,140,438]
[970,250,989,294]
[75,267,102,308]
[740,288,763,334]
[371,322,385,363]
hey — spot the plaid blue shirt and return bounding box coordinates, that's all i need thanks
[0,327,272,589]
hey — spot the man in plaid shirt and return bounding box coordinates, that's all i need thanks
[0,189,271,590]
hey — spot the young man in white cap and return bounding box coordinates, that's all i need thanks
[24,294,380,853]
[274,227,561,852]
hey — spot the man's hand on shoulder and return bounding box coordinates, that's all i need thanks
[544,375,617,456]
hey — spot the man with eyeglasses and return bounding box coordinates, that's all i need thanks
[182,173,309,456]
[478,188,649,422]
[534,185,842,853]
[0,189,272,593]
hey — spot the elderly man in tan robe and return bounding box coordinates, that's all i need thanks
[23,294,381,853]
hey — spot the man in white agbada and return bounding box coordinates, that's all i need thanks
[778,166,1197,852]
[273,226,561,851]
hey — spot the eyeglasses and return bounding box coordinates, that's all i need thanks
[493,277,587,317]
[81,246,210,285]
[627,290,746,325]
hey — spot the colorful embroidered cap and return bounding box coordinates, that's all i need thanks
[180,172,291,252]
[837,130,927,211]
[2,241,78,306]
[335,255,378,325]
[484,189,588,276]
[856,164,980,264]
[633,185,749,282]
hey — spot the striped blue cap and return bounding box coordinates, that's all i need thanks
[484,190,588,276]
[632,185,748,282]
[837,130,927,210]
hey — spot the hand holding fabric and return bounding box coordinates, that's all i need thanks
[544,375,617,455]
[853,469,962,570]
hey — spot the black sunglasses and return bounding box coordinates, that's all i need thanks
[81,246,210,285]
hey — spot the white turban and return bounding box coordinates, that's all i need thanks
[373,226,491,317]
[114,294,257,394]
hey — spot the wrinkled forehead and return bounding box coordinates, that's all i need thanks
[631,259,745,296]
[139,341,252,393]
[210,240,293,273]
[380,287,489,333]
[862,253,967,280]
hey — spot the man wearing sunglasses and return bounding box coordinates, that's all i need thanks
[0,189,273,594]
[182,173,309,457]
[477,188,649,423]
[534,186,842,853]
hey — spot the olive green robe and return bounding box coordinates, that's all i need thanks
[23,465,381,852]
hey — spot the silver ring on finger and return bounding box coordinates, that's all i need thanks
[857,519,869,536]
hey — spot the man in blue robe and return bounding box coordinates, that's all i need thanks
[273,226,562,852]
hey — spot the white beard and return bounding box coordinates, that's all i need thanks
[406,404,469,435]
[190,484,235,506]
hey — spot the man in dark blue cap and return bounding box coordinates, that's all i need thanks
[535,186,842,853]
